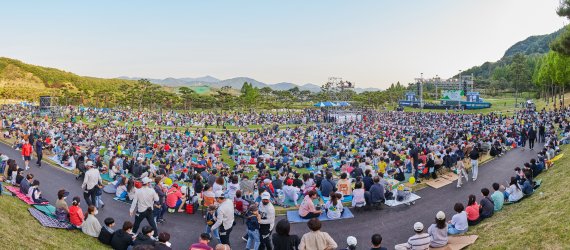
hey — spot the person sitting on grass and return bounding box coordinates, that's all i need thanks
[479,188,494,220]
[298,190,322,219]
[336,172,352,196]
[69,196,85,229]
[325,193,344,219]
[428,211,448,248]
[133,226,156,247]
[351,181,366,208]
[490,183,504,211]
[155,232,173,250]
[465,194,481,226]
[55,189,70,222]
[111,221,135,250]
[447,203,468,235]
[27,180,48,203]
[98,217,115,246]
[505,176,523,203]
[82,205,102,237]
[365,176,385,206]
[403,222,430,250]
[521,170,535,195]
[282,179,301,207]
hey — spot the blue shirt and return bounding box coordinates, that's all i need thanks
[320,179,335,197]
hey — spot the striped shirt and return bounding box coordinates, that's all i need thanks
[406,233,430,250]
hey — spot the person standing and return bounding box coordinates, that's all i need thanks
[528,126,537,150]
[211,191,235,246]
[129,177,159,238]
[21,140,32,170]
[539,123,545,143]
[82,161,102,207]
[469,146,479,181]
[35,139,43,167]
[259,192,276,250]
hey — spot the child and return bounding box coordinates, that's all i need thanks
[245,204,261,250]
[455,159,468,188]
[98,217,115,246]
[351,182,366,208]
[325,193,344,219]
[205,205,220,243]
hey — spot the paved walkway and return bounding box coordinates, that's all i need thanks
[0,142,540,249]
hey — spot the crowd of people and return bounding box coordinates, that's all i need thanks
[0,103,567,249]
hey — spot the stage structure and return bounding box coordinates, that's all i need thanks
[399,74,491,110]
[38,96,60,117]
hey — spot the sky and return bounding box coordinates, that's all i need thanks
[0,0,567,89]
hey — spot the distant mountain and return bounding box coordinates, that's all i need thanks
[459,27,565,81]
[119,76,381,93]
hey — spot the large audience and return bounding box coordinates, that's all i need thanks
[0,104,567,250]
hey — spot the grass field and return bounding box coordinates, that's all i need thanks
[0,194,108,250]
[468,146,570,249]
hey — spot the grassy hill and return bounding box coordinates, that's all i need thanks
[0,57,142,101]
[469,146,570,249]
[0,194,108,249]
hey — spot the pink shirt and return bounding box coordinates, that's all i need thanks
[299,195,316,217]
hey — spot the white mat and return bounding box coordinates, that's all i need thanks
[385,193,421,207]
[49,155,75,171]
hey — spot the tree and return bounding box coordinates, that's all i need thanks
[509,53,531,104]
[178,87,195,110]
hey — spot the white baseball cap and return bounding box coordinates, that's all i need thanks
[85,161,94,167]
[214,190,225,198]
[346,236,357,246]
[141,177,152,184]
[436,211,446,220]
[414,222,424,232]
[261,192,271,200]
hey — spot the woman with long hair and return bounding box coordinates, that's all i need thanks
[505,176,523,202]
[325,193,344,219]
[465,194,481,226]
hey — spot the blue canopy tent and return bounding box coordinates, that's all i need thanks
[336,102,350,107]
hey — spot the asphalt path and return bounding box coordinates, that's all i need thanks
[0,142,540,249]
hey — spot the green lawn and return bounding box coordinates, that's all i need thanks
[468,146,570,249]
[0,194,109,250]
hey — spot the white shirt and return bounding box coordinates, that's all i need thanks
[211,199,235,230]
[259,202,276,231]
[82,168,102,190]
[129,186,159,213]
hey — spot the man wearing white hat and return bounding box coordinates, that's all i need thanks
[400,222,430,250]
[258,191,275,250]
[211,190,235,246]
[81,160,102,207]
[130,176,159,238]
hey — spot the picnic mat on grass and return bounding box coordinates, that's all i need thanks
[5,186,49,205]
[317,190,353,203]
[101,173,114,182]
[33,204,57,219]
[425,178,453,189]
[48,155,75,171]
[28,207,72,229]
[385,193,421,207]
[395,235,478,250]
[286,209,354,223]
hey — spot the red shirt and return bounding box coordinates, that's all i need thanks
[22,143,32,156]
[466,203,480,221]
[189,242,213,250]
[166,188,183,208]
[69,205,84,227]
